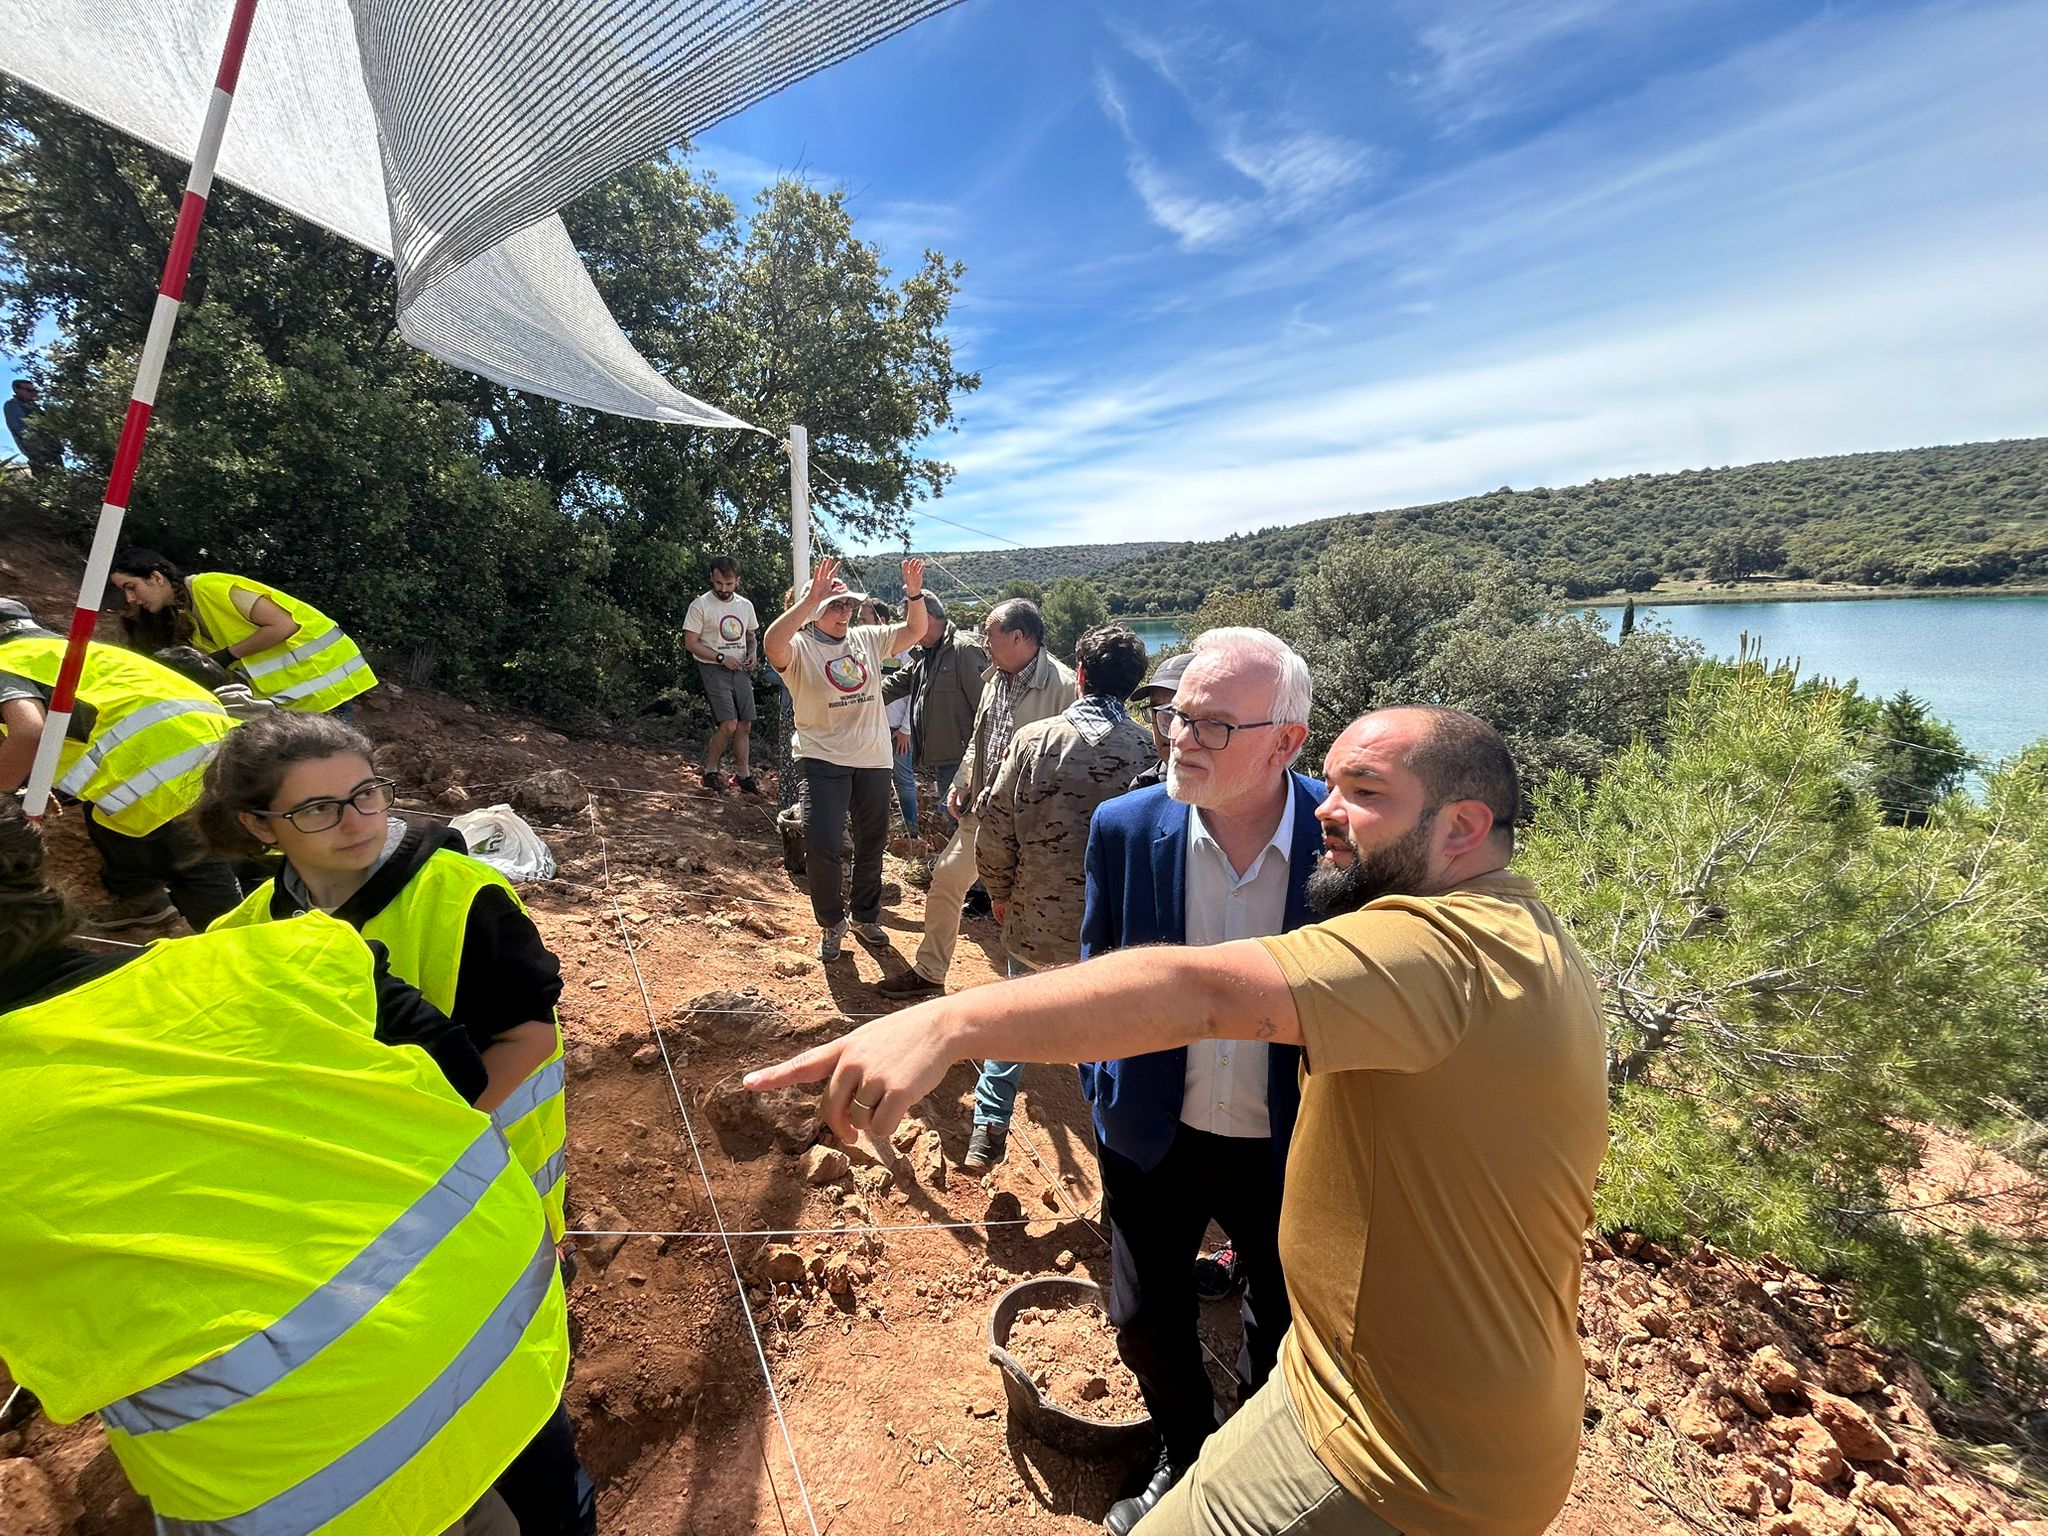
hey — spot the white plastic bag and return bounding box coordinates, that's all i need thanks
[449,803,558,882]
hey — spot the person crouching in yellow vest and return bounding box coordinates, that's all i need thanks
[111,547,377,716]
[0,599,242,932]
[198,713,571,1246]
[0,799,589,1536]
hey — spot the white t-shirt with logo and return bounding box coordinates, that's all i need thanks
[683,592,758,663]
[788,624,894,769]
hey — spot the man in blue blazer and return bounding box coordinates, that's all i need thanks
[1078,629,1325,1534]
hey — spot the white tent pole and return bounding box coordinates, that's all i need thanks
[788,424,811,584]
[21,0,263,821]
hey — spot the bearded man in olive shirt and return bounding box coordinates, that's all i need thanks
[748,706,1608,1536]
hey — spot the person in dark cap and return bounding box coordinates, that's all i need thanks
[1126,650,1193,791]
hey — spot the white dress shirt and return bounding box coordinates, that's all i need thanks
[1179,795,1292,1138]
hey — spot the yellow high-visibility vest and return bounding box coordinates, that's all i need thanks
[0,635,233,835]
[189,572,376,714]
[214,849,568,1240]
[0,915,568,1534]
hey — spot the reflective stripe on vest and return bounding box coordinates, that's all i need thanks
[150,1231,557,1536]
[0,637,230,834]
[531,1149,567,1201]
[265,653,371,706]
[238,626,346,682]
[101,1127,508,1437]
[90,741,223,818]
[54,698,225,799]
[489,1058,564,1139]
[189,574,375,714]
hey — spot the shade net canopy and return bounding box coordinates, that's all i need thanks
[4,0,964,428]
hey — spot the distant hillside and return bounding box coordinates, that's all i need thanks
[870,439,2048,615]
[851,542,1175,603]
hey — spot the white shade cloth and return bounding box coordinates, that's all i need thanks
[4,0,962,425]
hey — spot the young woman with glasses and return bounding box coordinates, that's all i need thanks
[192,714,595,1530]
[197,713,567,1152]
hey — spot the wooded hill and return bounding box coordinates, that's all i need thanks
[889,438,2048,614]
[852,540,1175,603]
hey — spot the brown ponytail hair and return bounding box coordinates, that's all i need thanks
[199,712,377,861]
[0,801,78,973]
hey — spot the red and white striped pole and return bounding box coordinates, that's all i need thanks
[23,0,262,821]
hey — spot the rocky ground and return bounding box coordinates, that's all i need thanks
[0,529,2043,1536]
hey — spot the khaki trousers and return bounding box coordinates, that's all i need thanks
[1136,1374,1401,1536]
[912,810,981,983]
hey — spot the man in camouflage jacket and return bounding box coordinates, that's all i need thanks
[978,623,1155,969]
[959,625,1154,1170]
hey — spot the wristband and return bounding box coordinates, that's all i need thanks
[906,591,925,601]
[209,647,238,669]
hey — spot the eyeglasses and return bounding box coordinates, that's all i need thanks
[254,778,397,834]
[1155,707,1281,751]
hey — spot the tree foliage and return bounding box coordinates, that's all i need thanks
[1521,657,2048,1366]
[0,83,977,723]
[1039,577,1107,664]
[915,438,2048,615]
[1283,535,1701,784]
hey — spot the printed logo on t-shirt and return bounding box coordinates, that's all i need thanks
[718,614,745,643]
[825,653,871,694]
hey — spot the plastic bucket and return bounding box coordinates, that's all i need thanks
[987,1275,1153,1456]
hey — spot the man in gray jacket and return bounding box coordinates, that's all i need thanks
[880,595,987,820]
[878,599,1075,1027]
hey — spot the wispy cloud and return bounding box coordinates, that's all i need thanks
[907,0,2048,548]
[1093,26,1382,250]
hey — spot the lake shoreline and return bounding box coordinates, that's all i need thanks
[1580,582,2048,609]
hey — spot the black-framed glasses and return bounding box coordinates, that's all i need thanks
[1155,707,1281,751]
[254,778,396,834]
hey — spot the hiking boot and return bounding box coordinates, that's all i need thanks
[1104,1447,1187,1535]
[876,968,943,1000]
[701,769,729,794]
[818,917,851,962]
[1193,1244,1243,1302]
[736,775,764,797]
[852,921,890,947]
[85,892,177,931]
[963,1123,1008,1172]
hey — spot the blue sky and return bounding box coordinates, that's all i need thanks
[10,0,2046,558]
[691,0,2048,551]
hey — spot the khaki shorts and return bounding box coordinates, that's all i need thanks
[1138,1374,1401,1536]
[697,661,756,723]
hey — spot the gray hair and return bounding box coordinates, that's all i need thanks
[1189,627,1313,762]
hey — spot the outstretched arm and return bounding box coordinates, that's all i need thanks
[764,558,840,672]
[885,558,930,658]
[745,938,1301,1143]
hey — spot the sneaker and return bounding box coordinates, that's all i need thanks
[876,969,944,1000]
[818,917,851,962]
[701,769,729,794]
[852,921,889,946]
[736,776,764,797]
[963,1123,1008,1172]
[85,892,178,931]
[1192,1244,1242,1302]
